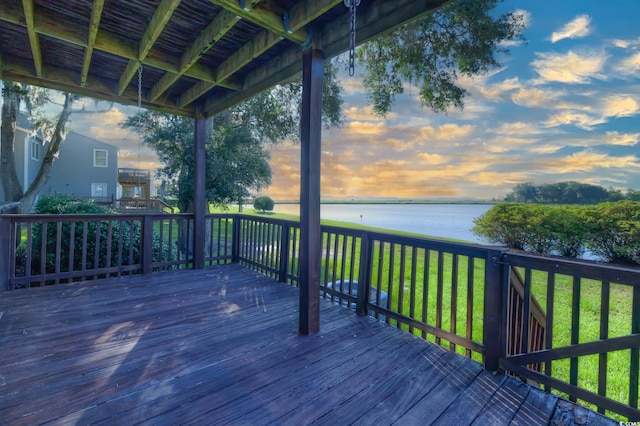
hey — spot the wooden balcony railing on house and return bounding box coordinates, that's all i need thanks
[117,198,175,214]
[1,212,638,421]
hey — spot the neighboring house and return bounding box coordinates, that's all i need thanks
[0,113,118,205]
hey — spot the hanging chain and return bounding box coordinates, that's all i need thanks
[137,64,143,191]
[345,0,360,77]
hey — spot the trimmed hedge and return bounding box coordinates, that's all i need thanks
[472,201,640,265]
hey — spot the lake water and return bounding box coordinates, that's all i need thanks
[273,203,493,244]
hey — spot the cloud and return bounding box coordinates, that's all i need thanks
[550,14,592,43]
[420,124,474,141]
[477,77,522,101]
[615,52,640,76]
[511,88,563,107]
[417,153,450,165]
[544,111,604,129]
[344,106,397,121]
[345,121,388,136]
[602,95,640,117]
[605,131,640,146]
[531,50,607,84]
[496,122,544,136]
[540,151,640,173]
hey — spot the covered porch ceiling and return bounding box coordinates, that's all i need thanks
[0,0,449,118]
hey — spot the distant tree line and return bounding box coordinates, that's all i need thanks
[504,181,640,204]
[472,201,640,266]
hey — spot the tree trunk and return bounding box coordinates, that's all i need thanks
[0,82,25,204]
[20,93,75,212]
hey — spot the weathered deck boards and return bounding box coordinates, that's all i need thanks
[0,264,615,425]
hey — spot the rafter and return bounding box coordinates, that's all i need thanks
[205,0,450,116]
[3,54,194,116]
[179,0,342,108]
[0,4,239,91]
[117,0,181,95]
[150,9,239,102]
[210,0,307,44]
[21,0,43,77]
[179,29,281,108]
[81,0,105,86]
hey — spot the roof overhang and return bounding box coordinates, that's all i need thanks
[0,0,449,118]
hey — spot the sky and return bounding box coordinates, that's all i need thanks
[26,0,640,201]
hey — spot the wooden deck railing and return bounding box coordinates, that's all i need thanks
[1,212,638,420]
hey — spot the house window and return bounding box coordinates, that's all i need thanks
[31,139,40,160]
[94,149,108,167]
[91,183,107,197]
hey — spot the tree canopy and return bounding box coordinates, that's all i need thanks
[504,181,632,204]
[358,0,525,116]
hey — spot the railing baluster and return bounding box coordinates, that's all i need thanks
[631,286,640,410]
[569,275,581,402]
[436,251,444,346]
[466,256,474,358]
[0,215,10,291]
[521,268,532,355]
[597,281,610,413]
[450,253,459,351]
[356,233,371,316]
[397,244,406,329]
[544,272,555,393]
[409,246,417,335]
[422,249,430,339]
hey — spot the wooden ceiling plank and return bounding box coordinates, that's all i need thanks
[0,53,3,80]
[81,0,106,86]
[210,0,307,44]
[21,0,43,77]
[151,9,239,102]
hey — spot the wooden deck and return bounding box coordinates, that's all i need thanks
[0,264,615,425]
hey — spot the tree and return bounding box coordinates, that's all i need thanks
[358,0,525,116]
[1,82,113,212]
[253,196,275,213]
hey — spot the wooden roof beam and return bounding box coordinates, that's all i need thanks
[178,0,340,108]
[179,29,281,108]
[0,5,240,92]
[150,9,239,102]
[21,0,43,77]
[210,0,307,45]
[3,55,194,116]
[118,0,181,95]
[81,0,105,86]
[205,0,451,116]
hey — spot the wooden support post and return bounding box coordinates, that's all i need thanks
[483,249,507,372]
[278,222,291,283]
[141,215,153,274]
[298,47,323,335]
[193,111,206,269]
[356,233,372,316]
[0,215,11,291]
[232,215,241,263]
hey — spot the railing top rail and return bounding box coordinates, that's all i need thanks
[2,212,195,222]
[503,251,640,286]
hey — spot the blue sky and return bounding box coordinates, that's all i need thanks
[264,0,640,200]
[48,1,640,201]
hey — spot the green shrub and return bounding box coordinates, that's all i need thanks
[473,201,639,265]
[584,201,640,265]
[19,195,179,281]
[253,195,275,212]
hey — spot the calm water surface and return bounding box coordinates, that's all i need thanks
[273,203,493,244]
